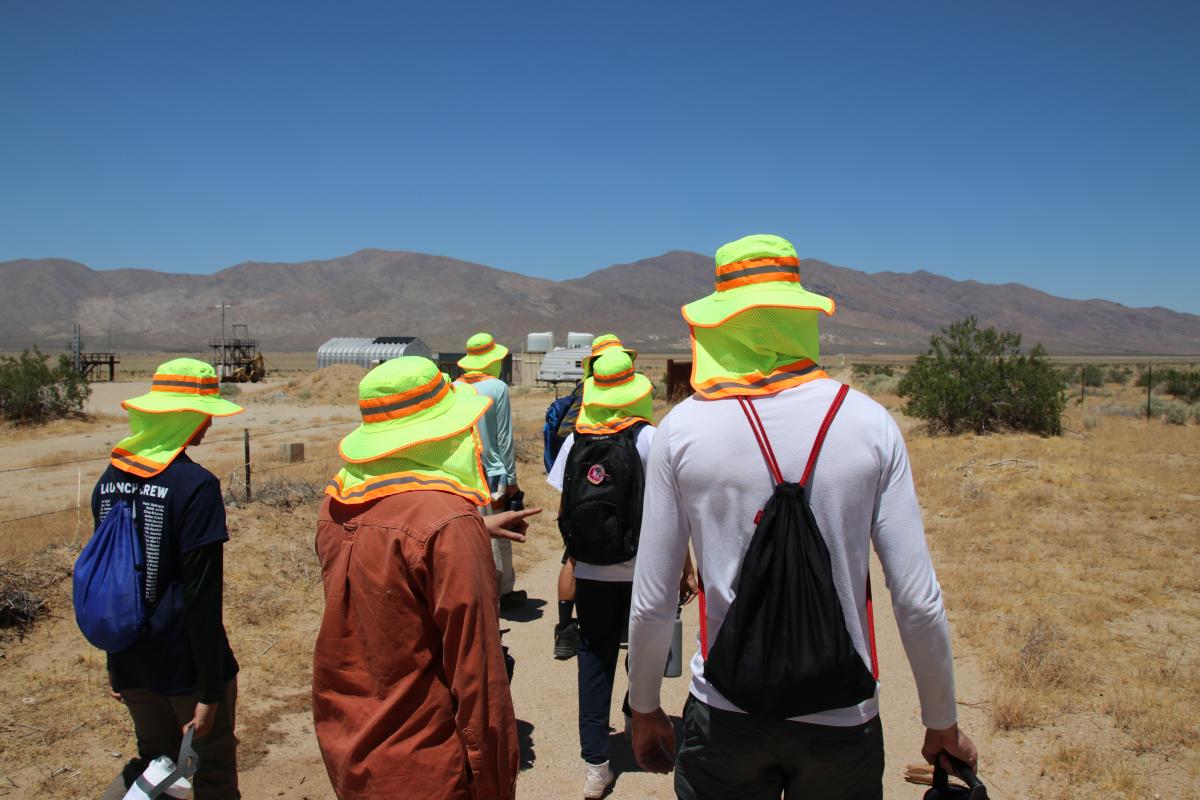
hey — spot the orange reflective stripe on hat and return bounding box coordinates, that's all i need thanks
[358,375,449,423]
[574,415,646,436]
[591,338,623,357]
[110,447,167,478]
[151,373,221,395]
[714,256,802,292]
[593,367,635,387]
[693,358,828,400]
[466,339,495,355]
[326,470,489,506]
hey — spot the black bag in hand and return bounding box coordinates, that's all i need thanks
[924,753,988,800]
[703,384,877,718]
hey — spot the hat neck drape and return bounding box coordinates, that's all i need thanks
[459,362,501,382]
[575,412,651,436]
[111,409,210,478]
[326,428,489,506]
[689,307,829,400]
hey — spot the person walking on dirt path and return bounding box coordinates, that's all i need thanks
[456,332,525,609]
[552,334,641,661]
[550,349,695,799]
[92,358,244,800]
[627,234,977,799]
[314,357,538,800]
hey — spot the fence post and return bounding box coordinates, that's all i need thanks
[1080,365,1085,405]
[1146,362,1152,421]
[243,428,252,502]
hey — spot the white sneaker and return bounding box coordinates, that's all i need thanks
[583,760,614,799]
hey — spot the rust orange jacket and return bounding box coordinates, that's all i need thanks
[312,492,519,800]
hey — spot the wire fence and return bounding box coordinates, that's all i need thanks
[0,425,351,528]
[0,419,354,475]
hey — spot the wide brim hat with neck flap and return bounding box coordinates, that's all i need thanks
[682,234,835,327]
[682,234,835,400]
[577,350,653,434]
[338,355,491,464]
[111,358,243,478]
[456,332,509,373]
[582,333,638,378]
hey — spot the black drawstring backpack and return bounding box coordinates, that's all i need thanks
[702,383,879,718]
[924,752,988,799]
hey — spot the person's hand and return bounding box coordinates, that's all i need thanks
[678,552,699,605]
[484,507,542,543]
[185,701,219,738]
[107,685,123,702]
[631,707,676,774]
[922,723,977,775]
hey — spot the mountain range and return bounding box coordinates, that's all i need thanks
[2,249,1198,355]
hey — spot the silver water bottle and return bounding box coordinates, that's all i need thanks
[664,605,684,678]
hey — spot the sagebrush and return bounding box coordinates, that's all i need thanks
[0,349,91,425]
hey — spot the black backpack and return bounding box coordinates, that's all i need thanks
[703,384,878,718]
[558,424,646,565]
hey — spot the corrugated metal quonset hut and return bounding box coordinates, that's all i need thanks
[316,337,433,369]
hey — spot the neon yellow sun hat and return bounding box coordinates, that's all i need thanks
[681,234,835,328]
[121,358,243,417]
[338,356,491,464]
[682,235,835,400]
[582,333,638,378]
[111,358,242,478]
[456,332,509,373]
[576,350,654,435]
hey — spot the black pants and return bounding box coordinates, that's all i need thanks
[575,578,633,765]
[675,696,883,800]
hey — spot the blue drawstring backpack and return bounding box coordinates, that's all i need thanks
[73,499,148,652]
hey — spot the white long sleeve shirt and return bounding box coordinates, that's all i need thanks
[628,378,958,729]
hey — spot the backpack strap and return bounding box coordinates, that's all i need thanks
[735,396,784,485]
[736,383,850,487]
[799,383,849,487]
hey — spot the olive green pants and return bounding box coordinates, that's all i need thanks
[100,678,239,799]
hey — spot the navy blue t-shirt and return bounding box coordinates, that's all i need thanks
[91,454,239,696]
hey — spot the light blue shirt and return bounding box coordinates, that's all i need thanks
[458,376,516,484]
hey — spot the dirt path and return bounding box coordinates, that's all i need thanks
[232,534,1008,800]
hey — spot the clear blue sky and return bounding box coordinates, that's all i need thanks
[2,1,1197,312]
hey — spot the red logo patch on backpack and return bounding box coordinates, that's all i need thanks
[586,464,606,485]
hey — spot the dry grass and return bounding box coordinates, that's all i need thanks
[853,374,1200,797]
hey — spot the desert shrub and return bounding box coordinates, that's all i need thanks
[852,363,895,378]
[1106,366,1132,385]
[0,348,91,425]
[0,565,50,638]
[898,317,1066,435]
[1138,367,1200,403]
[1081,365,1104,387]
[1163,370,1200,404]
[858,373,901,396]
[219,382,241,397]
[1148,398,1191,425]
